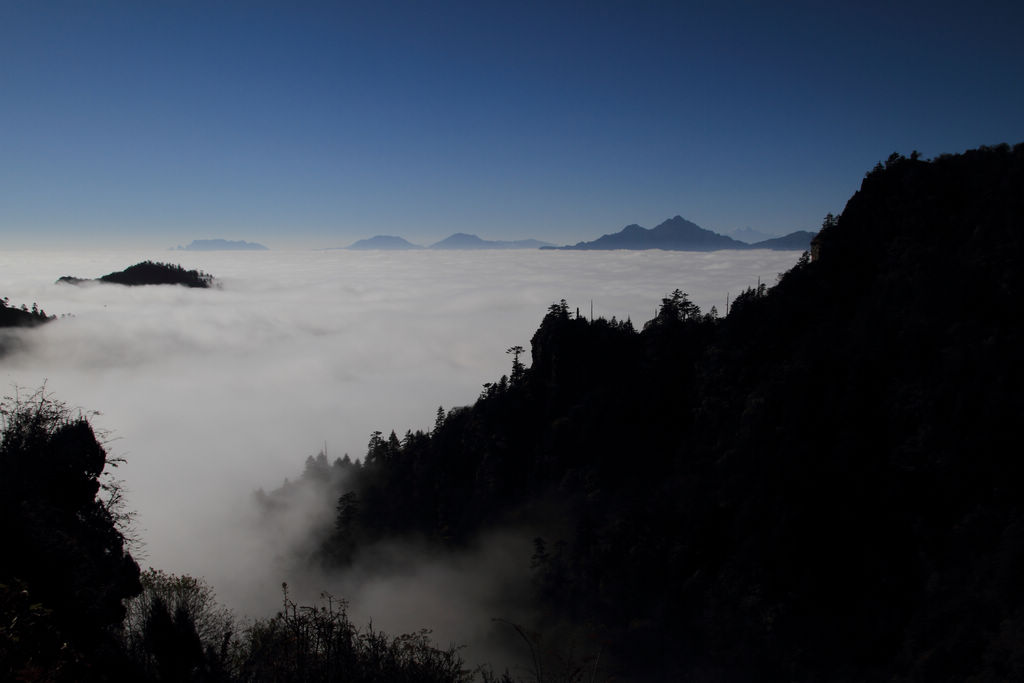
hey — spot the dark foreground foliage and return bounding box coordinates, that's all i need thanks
[275,143,1024,680]
[58,260,215,288]
[0,390,142,681]
[122,572,477,683]
[0,395,483,682]
[240,586,471,683]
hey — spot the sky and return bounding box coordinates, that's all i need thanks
[2,0,1022,249]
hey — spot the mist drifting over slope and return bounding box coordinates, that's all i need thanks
[0,248,800,625]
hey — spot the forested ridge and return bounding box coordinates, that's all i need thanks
[3,143,1023,681]
[278,143,1024,680]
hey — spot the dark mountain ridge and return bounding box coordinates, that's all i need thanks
[553,215,814,251]
[557,215,745,250]
[267,143,1024,680]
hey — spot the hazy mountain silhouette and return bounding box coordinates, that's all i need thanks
[341,222,811,253]
[344,235,423,250]
[175,239,268,251]
[749,230,817,250]
[728,226,776,243]
[429,233,553,249]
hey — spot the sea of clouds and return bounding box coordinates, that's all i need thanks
[0,247,800,652]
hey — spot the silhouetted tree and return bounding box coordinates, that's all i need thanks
[124,568,236,680]
[642,289,700,330]
[507,345,526,384]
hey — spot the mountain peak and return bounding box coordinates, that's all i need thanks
[560,216,750,251]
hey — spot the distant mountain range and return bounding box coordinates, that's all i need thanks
[175,239,268,251]
[337,220,813,252]
[548,216,815,251]
[338,233,553,250]
[429,233,553,249]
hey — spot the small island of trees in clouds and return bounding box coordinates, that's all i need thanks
[57,261,216,289]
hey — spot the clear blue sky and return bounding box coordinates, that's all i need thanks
[2,0,1022,248]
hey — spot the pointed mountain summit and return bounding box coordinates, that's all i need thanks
[559,216,749,251]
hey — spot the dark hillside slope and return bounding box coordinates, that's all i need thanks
[292,144,1024,681]
[673,145,1024,680]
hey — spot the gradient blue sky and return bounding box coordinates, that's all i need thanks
[2,0,1022,249]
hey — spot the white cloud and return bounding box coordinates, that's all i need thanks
[0,247,801,624]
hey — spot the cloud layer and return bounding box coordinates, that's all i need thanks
[0,248,801,626]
